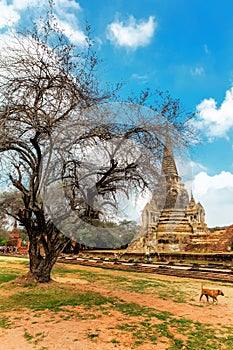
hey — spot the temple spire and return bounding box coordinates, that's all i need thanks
[189,191,196,207]
[161,124,179,179]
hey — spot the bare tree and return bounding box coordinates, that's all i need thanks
[38,105,164,251]
[0,4,195,283]
[0,4,112,282]
[66,127,159,218]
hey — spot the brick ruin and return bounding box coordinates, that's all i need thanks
[7,221,22,249]
[128,129,233,253]
[6,221,28,253]
[185,225,233,252]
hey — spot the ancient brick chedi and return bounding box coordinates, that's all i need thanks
[7,221,22,249]
[128,130,210,253]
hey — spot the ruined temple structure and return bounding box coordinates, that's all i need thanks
[6,221,29,253]
[128,128,210,253]
[185,225,233,252]
[7,220,22,250]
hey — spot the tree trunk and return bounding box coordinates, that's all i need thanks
[28,252,57,283]
[27,231,69,283]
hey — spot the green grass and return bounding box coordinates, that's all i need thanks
[0,257,29,264]
[0,257,233,349]
[116,312,233,350]
[0,272,18,284]
[0,316,11,328]
[0,286,116,312]
[53,264,192,303]
[0,265,27,283]
[24,330,34,342]
[87,333,99,339]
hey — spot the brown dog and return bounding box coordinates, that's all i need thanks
[199,286,224,304]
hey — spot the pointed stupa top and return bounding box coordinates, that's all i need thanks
[189,192,196,206]
[9,220,20,239]
[161,124,179,178]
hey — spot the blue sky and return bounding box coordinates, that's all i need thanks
[1,0,233,227]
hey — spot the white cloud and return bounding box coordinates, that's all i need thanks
[0,1,20,29]
[131,73,149,84]
[53,0,82,19]
[194,87,233,137]
[106,15,157,50]
[12,0,37,10]
[55,0,81,10]
[190,161,208,174]
[191,66,204,76]
[0,0,44,29]
[131,73,148,80]
[46,1,86,46]
[55,18,87,46]
[12,0,81,11]
[193,171,233,227]
[0,0,86,46]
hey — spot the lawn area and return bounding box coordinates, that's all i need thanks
[0,256,232,349]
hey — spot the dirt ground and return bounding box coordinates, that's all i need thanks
[0,259,232,350]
